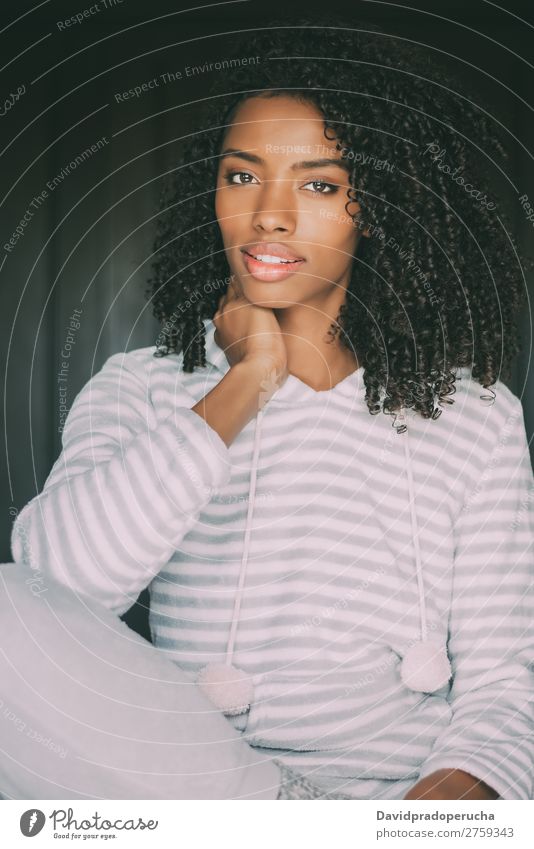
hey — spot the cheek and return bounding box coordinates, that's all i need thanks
[308,217,358,263]
[336,223,359,255]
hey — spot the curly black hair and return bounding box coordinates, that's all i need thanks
[145,13,529,422]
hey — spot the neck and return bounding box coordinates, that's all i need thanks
[274,301,359,392]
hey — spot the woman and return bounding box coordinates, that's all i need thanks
[7,17,534,800]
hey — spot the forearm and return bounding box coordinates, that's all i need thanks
[11,409,230,612]
[404,768,500,800]
[192,357,284,447]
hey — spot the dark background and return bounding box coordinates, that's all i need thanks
[2,0,534,640]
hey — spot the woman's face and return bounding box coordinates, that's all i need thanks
[215,95,365,309]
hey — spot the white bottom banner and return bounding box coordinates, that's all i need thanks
[1,799,533,848]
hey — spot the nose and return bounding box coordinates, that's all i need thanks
[251,177,297,234]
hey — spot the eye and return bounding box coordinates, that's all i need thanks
[302,179,339,195]
[223,170,258,185]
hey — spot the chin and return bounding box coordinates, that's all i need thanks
[258,301,295,309]
[240,274,312,301]
[240,290,299,310]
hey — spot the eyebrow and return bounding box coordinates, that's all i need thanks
[220,148,351,174]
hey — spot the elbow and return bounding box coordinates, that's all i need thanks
[10,504,35,567]
[9,503,133,616]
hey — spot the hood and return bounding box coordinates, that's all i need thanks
[197,318,452,705]
[203,318,232,379]
[202,317,366,405]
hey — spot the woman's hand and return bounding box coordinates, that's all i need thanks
[213,275,288,376]
[403,768,500,800]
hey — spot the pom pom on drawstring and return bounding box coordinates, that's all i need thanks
[400,639,452,693]
[196,662,255,715]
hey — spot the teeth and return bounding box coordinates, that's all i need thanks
[252,253,296,264]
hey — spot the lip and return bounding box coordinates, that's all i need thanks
[242,242,305,261]
[240,243,306,282]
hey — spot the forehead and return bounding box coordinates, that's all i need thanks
[222,95,341,160]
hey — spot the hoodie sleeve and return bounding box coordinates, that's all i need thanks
[414,395,534,799]
[10,351,231,616]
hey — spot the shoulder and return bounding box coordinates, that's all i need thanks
[99,345,183,379]
[66,346,186,418]
[83,344,190,401]
[407,368,525,472]
[448,367,524,433]
[424,367,527,477]
[97,318,216,388]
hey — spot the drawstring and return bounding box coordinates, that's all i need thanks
[396,406,452,693]
[196,408,264,716]
[225,407,264,665]
[197,403,452,717]
[401,408,429,644]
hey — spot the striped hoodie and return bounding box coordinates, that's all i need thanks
[11,317,534,800]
